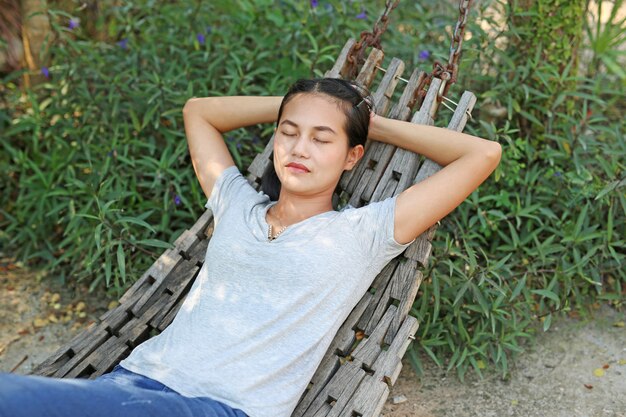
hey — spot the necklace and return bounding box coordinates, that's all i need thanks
[267,224,287,242]
[267,206,288,242]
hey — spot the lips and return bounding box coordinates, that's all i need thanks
[286,162,310,173]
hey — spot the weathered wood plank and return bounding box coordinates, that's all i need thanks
[335,374,389,417]
[384,263,421,346]
[187,208,214,239]
[372,316,419,385]
[355,48,384,89]
[357,261,397,332]
[324,39,357,79]
[293,292,373,416]
[120,248,184,306]
[388,69,425,120]
[311,362,367,417]
[173,230,201,260]
[414,77,442,126]
[351,307,396,369]
[247,134,275,182]
[371,57,405,118]
[131,249,187,316]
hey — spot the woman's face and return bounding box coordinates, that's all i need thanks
[273,93,363,198]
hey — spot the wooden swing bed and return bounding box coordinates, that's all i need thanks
[33,1,476,416]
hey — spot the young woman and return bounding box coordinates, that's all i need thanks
[0,78,501,417]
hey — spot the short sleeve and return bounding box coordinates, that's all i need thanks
[204,165,256,223]
[347,196,415,272]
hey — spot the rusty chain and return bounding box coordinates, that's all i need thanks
[346,0,473,109]
[425,0,473,102]
[345,0,401,79]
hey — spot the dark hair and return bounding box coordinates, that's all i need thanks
[261,78,373,201]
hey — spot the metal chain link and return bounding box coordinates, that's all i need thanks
[420,0,473,104]
[345,0,401,79]
[346,0,473,109]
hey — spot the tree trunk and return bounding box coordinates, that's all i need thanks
[0,0,23,74]
[20,0,52,87]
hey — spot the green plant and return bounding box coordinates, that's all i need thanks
[584,0,626,79]
[403,0,624,381]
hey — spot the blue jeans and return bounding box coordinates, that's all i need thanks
[0,365,249,417]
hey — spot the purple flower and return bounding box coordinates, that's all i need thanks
[197,33,205,45]
[310,0,319,7]
[117,39,128,49]
[356,8,367,19]
[174,195,182,206]
[418,50,430,60]
[236,142,243,150]
[41,66,50,78]
[68,18,79,30]
[553,172,562,177]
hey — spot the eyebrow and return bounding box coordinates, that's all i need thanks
[279,119,337,135]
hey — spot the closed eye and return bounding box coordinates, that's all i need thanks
[313,138,330,144]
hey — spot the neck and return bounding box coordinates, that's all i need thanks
[271,190,334,226]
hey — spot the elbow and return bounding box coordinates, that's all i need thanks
[486,141,502,167]
[182,97,217,116]
[182,98,196,116]
[183,97,202,115]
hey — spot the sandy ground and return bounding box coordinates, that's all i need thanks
[1,257,624,417]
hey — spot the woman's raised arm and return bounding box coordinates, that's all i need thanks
[368,114,502,244]
[182,96,283,199]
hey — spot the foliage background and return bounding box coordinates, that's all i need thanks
[1,0,624,380]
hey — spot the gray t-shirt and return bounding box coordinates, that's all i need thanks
[120,165,413,417]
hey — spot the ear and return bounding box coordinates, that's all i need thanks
[344,144,364,171]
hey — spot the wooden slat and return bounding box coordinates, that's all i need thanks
[357,261,398,332]
[388,69,425,120]
[371,57,405,118]
[351,307,396,369]
[361,262,419,340]
[293,292,373,416]
[130,250,188,316]
[340,62,414,204]
[414,77,442,126]
[150,262,201,329]
[355,48,384,89]
[186,235,210,264]
[173,230,200,259]
[247,134,275,182]
[324,38,357,79]
[384,263,421,346]
[335,374,388,417]
[302,361,365,417]
[372,316,419,385]
[120,248,184,305]
[187,209,214,238]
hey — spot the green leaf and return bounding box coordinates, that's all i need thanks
[543,313,552,332]
[117,243,126,283]
[115,216,157,233]
[532,289,560,306]
[136,239,174,249]
[94,223,103,251]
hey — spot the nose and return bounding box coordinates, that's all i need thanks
[291,135,310,158]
